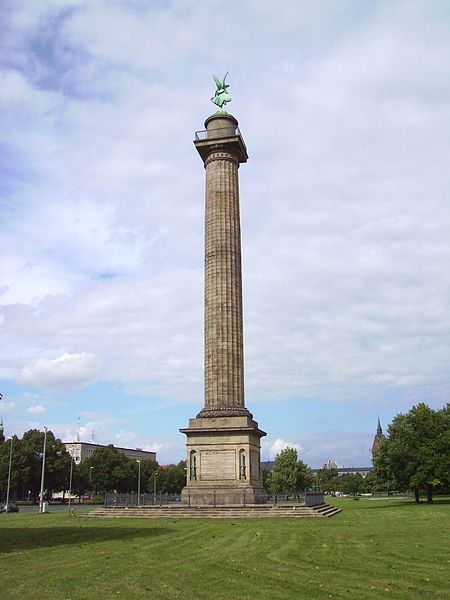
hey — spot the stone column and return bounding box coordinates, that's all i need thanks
[198,113,250,418]
[180,112,266,506]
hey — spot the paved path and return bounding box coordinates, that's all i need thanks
[1,504,93,514]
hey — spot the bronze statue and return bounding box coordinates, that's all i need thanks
[211,73,232,110]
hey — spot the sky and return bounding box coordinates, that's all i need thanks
[1,0,449,468]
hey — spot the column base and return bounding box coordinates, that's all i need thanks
[180,415,266,506]
[196,406,253,419]
[181,484,266,506]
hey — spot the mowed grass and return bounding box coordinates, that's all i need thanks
[0,498,448,600]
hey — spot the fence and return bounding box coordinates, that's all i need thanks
[104,492,181,507]
[104,491,325,507]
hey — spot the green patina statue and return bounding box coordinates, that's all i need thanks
[211,73,232,111]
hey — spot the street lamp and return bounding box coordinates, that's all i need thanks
[89,466,94,499]
[68,448,74,514]
[136,460,141,507]
[5,437,13,513]
[39,426,48,513]
[153,471,159,505]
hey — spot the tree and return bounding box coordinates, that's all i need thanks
[315,468,341,493]
[85,445,135,493]
[268,448,298,492]
[340,473,365,497]
[19,429,70,501]
[296,459,314,491]
[70,462,90,500]
[140,458,159,493]
[375,403,450,503]
[0,435,26,501]
[268,448,313,493]
[261,468,271,492]
[159,461,186,494]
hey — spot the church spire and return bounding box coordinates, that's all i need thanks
[377,417,382,436]
[371,417,384,462]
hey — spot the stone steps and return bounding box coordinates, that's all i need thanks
[86,504,341,519]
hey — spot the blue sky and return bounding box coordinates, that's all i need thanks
[1,0,449,467]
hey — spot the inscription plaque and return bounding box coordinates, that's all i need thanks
[200,450,236,480]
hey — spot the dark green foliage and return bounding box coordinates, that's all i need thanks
[0,430,71,502]
[83,445,136,493]
[158,461,186,494]
[340,472,365,496]
[375,403,450,503]
[315,468,340,493]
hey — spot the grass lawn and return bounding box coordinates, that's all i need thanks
[0,497,448,599]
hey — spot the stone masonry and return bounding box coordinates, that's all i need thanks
[180,112,266,505]
[199,114,249,419]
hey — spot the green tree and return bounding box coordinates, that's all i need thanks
[375,403,450,503]
[296,459,314,491]
[261,468,271,492]
[315,468,341,493]
[19,429,70,501]
[140,458,159,493]
[0,435,27,501]
[269,448,299,493]
[85,445,136,493]
[70,461,92,500]
[340,473,365,497]
[361,469,384,494]
[159,461,186,494]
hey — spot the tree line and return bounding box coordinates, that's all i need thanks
[262,403,449,502]
[374,403,449,503]
[0,429,186,501]
[1,402,448,503]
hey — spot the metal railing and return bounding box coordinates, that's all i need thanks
[104,492,181,507]
[103,490,325,508]
[194,126,243,141]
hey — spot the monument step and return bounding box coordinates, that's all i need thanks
[86,504,341,519]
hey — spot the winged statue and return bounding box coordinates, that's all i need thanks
[211,72,232,110]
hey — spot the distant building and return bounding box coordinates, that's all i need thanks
[371,418,384,461]
[326,466,373,478]
[261,461,275,472]
[322,459,338,470]
[64,441,156,465]
[261,460,372,478]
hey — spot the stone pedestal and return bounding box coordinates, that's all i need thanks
[180,416,266,506]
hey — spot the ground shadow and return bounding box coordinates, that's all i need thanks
[0,525,172,554]
[344,497,450,510]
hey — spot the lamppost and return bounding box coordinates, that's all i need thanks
[68,448,74,514]
[136,460,141,507]
[5,437,13,512]
[90,466,94,500]
[39,426,48,513]
[153,471,158,505]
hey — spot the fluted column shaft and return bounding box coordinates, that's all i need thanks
[201,148,245,417]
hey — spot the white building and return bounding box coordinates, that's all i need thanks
[64,441,156,465]
[322,459,338,470]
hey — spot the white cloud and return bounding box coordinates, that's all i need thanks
[26,404,47,414]
[263,438,303,460]
[0,0,449,446]
[114,430,139,446]
[18,352,99,392]
[299,432,374,469]
[0,402,15,414]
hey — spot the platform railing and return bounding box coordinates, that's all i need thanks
[194,126,243,141]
